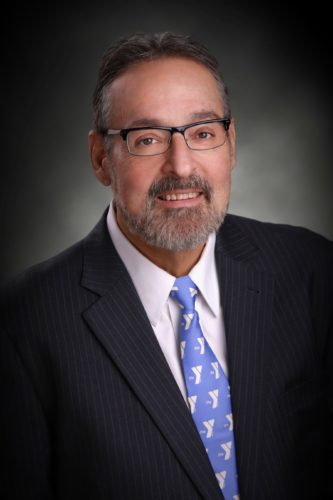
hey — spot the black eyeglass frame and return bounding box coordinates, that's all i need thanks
[101,118,231,155]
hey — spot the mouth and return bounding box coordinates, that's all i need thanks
[158,191,201,201]
[155,189,204,208]
[148,175,212,209]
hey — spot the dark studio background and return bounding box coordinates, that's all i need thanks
[2,2,332,283]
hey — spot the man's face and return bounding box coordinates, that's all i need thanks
[101,56,236,251]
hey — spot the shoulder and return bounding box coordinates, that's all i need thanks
[0,240,85,319]
[222,213,332,251]
[0,210,110,305]
[219,214,333,272]
[225,213,331,243]
[2,238,84,288]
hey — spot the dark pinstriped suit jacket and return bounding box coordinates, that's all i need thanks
[1,211,332,499]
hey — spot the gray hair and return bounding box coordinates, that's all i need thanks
[92,32,231,131]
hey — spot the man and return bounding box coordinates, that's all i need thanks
[1,32,332,500]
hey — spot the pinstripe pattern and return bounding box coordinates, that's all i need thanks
[1,210,332,499]
[215,216,332,498]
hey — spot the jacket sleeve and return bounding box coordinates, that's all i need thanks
[325,296,333,497]
[0,327,54,500]
[315,239,333,497]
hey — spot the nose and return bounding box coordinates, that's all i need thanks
[161,131,196,177]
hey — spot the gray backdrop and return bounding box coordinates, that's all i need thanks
[2,2,332,282]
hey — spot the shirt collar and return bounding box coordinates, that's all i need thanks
[107,203,220,326]
[189,233,220,317]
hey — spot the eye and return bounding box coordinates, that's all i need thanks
[197,130,214,139]
[130,130,166,149]
[189,126,216,142]
[138,137,159,146]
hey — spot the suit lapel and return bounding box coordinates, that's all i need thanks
[215,216,275,497]
[81,213,223,500]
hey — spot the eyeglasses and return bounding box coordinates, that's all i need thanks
[103,118,231,156]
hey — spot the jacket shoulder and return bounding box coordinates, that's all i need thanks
[220,214,333,271]
[0,240,85,317]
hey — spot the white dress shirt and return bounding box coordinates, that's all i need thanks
[107,204,229,403]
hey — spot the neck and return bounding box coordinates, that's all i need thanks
[116,213,205,277]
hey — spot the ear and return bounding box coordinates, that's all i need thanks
[88,130,112,186]
[228,117,237,170]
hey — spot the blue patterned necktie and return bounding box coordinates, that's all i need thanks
[171,276,239,500]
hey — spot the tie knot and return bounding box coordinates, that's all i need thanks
[170,276,198,311]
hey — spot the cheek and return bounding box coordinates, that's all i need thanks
[206,164,232,211]
[209,161,232,193]
[109,151,149,208]
[115,167,156,212]
[111,149,165,210]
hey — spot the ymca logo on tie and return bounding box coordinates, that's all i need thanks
[171,276,239,500]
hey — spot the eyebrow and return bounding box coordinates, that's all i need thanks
[124,111,223,129]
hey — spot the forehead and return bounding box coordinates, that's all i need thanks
[108,56,224,127]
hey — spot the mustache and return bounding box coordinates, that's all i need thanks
[148,175,212,201]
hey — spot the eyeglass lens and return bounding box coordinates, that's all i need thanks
[127,121,227,156]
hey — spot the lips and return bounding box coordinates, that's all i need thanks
[158,192,201,201]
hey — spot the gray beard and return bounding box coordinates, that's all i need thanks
[112,175,227,251]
